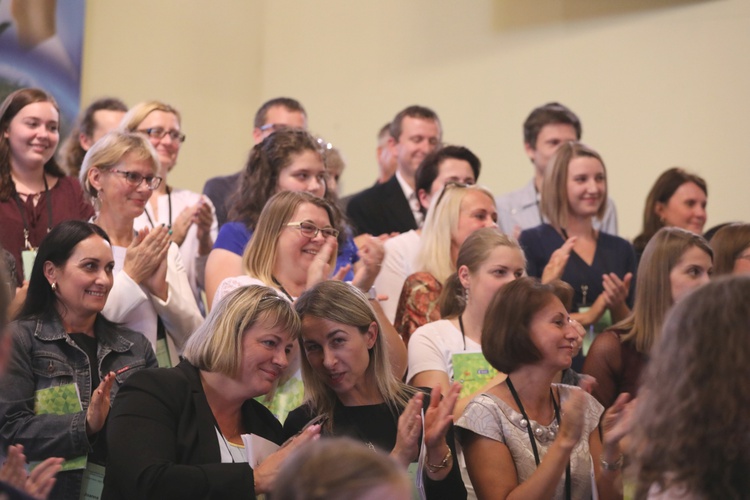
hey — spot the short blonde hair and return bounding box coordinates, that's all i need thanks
[541,141,607,230]
[182,285,300,378]
[119,100,181,131]
[417,183,495,283]
[243,191,336,285]
[79,130,160,200]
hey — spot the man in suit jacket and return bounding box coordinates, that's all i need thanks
[202,97,308,227]
[346,105,442,236]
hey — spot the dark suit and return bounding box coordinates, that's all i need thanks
[202,172,241,228]
[346,175,417,236]
[103,360,283,500]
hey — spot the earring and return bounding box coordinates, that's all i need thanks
[51,282,58,292]
[464,287,470,303]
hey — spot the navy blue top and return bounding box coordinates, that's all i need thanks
[519,223,637,311]
[213,222,359,281]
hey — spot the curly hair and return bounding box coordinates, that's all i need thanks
[631,276,750,499]
[227,128,347,248]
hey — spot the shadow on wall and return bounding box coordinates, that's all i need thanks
[491,0,716,30]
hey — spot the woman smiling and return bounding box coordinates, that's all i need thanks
[80,130,203,366]
[284,281,466,499]
[0,221,157,499]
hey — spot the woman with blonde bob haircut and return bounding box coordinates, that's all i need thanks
[214,191,406,418]
[81,130,203,365]
[395,183,498,343]
[709,222,750,276]
[123,100,217,314]
[520,141,636,332]
[630,275,750,499]
[284,280,467,499]
[583,227,713,407]
[104,285,321,499]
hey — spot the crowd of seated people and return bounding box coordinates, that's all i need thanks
[1,89,747,500]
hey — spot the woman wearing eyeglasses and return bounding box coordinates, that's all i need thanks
[81,130,203,366]
[205,128,382,311]
[0,88,94,312]
[213,191,406,420]
[121,101,218,314]
[394,183,498,344]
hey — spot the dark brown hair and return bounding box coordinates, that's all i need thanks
[523,102,581,149]
[709,223,750,276]
[482,277,573,373]
[633,167,708,254]
[0,88,65,201]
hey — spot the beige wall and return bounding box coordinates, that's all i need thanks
[82,0,750,239]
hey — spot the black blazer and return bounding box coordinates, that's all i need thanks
[103,360,283,500]
[346,175,418,236]
[202,172,241,228]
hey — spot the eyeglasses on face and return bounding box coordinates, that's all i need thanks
[139,127,186,143]
[109,169,163,190]
[286,220,339,239]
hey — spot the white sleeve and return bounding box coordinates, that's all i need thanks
[149,244,204,351]
[101,270,149,322]
[406,325,449,384]
[374,241,408,324]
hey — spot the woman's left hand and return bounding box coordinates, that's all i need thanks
[306,235,338,288]
[85,371,116,436]
[391,392,424,468]
[423,384,460,478]
[601,272,632,308]
[601,393,635,452]
[351,236,385,291]
[423,383,460,449]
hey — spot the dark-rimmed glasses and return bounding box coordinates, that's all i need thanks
[109,169,163,190]
[139,127,186,143]
[286,220,339,239]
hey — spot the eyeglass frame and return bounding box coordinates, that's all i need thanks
[139,127,186,143]
[108,169,163,190]
[286,220,340,239]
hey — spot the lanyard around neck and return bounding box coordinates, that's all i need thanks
[144,186,172,229]
[506,376,571,500]
[13,175,52,249]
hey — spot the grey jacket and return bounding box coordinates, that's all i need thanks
[0,313,157,500]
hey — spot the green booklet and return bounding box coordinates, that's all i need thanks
[255,372,304,423]
[34,384,87,471]
[452,352,499,399]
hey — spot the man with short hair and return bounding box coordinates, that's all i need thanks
[346,105,441,236]
[374,145,480,322]
[496,102,618,236]
[202,97,307,226]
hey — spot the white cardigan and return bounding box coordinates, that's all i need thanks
[103,242,203,362]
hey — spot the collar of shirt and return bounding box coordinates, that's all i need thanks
[395,171,423,227]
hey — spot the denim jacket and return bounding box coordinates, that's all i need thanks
[0,312,157,500]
